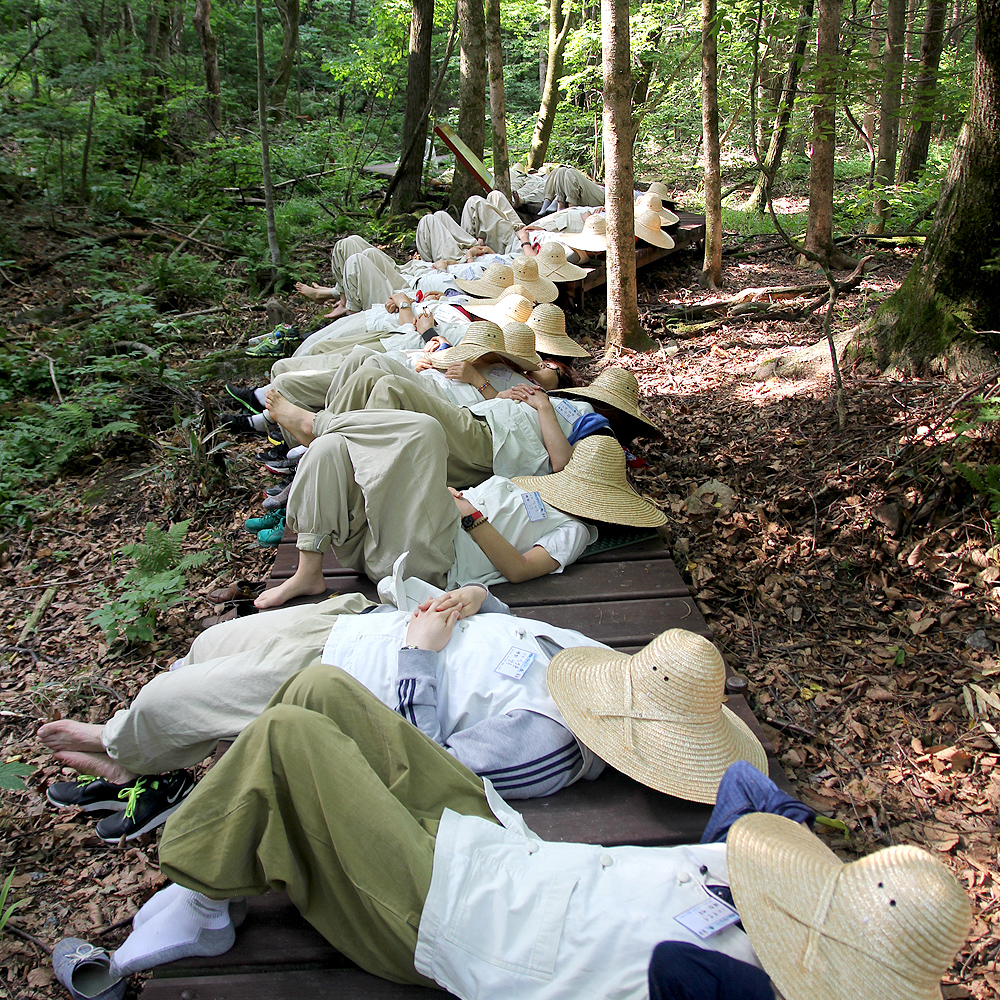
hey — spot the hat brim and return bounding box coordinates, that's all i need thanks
[465,300,533,325]
[560,233,607,252]
[546,646,768,802]
[727,816,961,1000]
[549,385,663,436]
[431,345,539,371]
[635,225,675,249]
[508,275,559,303]
[533,333,591,358]
[466,289,539,308]
[452,278,512,298]
[512,467,666,528]
[537,260,591,281]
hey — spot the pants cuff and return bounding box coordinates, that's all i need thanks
[296,532,330,554]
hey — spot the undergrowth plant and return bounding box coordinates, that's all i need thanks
[0,869,27,937]
[88,520,212,645]
[0,761,34,791]
[950,395,1000,536]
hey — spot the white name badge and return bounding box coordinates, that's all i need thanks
[520,490,548,521]
[495,646,536,680]
[489,365,514,383]
[673,894,741,939]
[552,398,582,423]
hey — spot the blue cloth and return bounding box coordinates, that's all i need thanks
[701,761,815,845]
[648,942,774,1000]
[566,412,610,445]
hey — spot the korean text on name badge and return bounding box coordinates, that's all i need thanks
[673,895,741,939]
[520,491,547,521]
[489,365,513,384]
[495,646,536,680]
[552,398,582,423]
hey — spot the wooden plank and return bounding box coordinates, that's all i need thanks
[433,124,493,193]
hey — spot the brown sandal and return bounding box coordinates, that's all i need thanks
[207,579,266,604]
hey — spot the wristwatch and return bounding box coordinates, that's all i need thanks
[461,510,488,532]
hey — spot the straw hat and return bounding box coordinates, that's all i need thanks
[429,321,537,371]
[534,242,589,281]
[453,263,514,298]
[466,292,534,326]
[635,191,679,227]
[561,215,608,253]
[512,434,666,528]
[510,256,559,303]
[728,814,972,1000]
[499,323,542,370]
[468,282,538,308]
[547,628,767,801]
[634,209,675,249]
[645,181,673,202]
[527,303,590,359]
[550,366,662,436]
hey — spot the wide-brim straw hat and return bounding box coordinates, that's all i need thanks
[645,181,673,202]
[635,192,680,227]
[500,322,542,369]
[527,303,590,359]
[466,292,534,326]
[468,283,538,308]
[510,256,559,303]
[547,628,767,802]
[512,434,666,528]
[561,215,608,252]
[550,366,662,436]
[429,320,537,371]
[534,242,590,281]
[728,814,972,1000]
[635,209,675,249]
[453,262,514,298]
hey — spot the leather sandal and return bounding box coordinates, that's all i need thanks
[207,579,266,604]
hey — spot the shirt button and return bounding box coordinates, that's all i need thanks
[526,841,540,855]
[677,871,691,884]
[599,853,614,868]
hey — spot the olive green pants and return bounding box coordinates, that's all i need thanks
[159,666,497,986]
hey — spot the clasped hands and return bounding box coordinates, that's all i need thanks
[404,585,488,651]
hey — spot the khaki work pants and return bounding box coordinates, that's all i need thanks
[543,166,606,207]
[101,594,374,774]
[159,668,497,986]
[460,194,521,256]
[415,211,477,262]
[342,249,407,313]
[329,235,374,295]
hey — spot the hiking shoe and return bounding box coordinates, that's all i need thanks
[94,770,195,843]
[255,444,288,464]
[46,775,135,813]
[245,338,286,359]
[225,383,263,413]
[220,412,256,434]
[247,323,298,347]
[257,516,288,547]
[262,482,292,511]
[244,510,286,533]
[264,484,287,497]
[263,456,299,475]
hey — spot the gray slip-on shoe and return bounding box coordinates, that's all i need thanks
[52,938,126,1000]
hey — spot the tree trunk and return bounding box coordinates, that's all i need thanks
[449,0,487,211]
[602,0,652,353]
[900,0,921,144]
[747,0,814,214]
[804,0,855,267]
[256,0,281,271]
[869,0,1000,370]
[527,0,574,169]
[193,0,221,136]
[870,0,906,232]
[485,0,511,198]
[863,0,882,145]
[897,0,949,180]
[80,0,106,202]
[391,0,434,214]
[270,0,300,111]
[701,0,722,288]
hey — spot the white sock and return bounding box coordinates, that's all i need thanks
[253,387,268,407]
[250,413,268,432]
[287,445,307,460]
[111,889,234,977]
[134,883,247,930]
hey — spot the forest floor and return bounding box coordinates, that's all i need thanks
[1,211,999,999]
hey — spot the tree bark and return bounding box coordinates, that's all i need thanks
[602,0,652,352]
[270,0,300,111]
[80,0,106,202]
[527,0,574,169]
[485,0,511,198]
[863,0,882,146]
[449,0,487,211]
[897,0,949,180]
[701,0,723,288]
[391,0,434,213]
[870,0,906,231]
[748,0,814,214]
[869,0,1000,370]
[256,0,281,271]
[193,0,221,136]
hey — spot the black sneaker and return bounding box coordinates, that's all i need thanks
[263,456,300,475]
[94,770,196,843]
[46,775,135,813]
[220,412,256,434]
[225,383,264,413]
[255,444,288,464]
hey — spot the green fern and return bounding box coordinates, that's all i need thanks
[0,761,34,791]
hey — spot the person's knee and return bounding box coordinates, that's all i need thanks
[272,663,347,714]
[366,375,412,411]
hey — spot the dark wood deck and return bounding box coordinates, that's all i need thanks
[145,534,784,1000]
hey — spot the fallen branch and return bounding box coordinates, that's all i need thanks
[168,214,212,259]
[20,230,172,276]
[18,587,57,644]
[722,240,792,260]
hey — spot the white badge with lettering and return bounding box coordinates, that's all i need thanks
[673,894,741,939]
[552,397,582,424]
[520,490,547,521]
[489,365,513,383]
[495,646,536,680]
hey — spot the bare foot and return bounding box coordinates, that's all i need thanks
[254,566,327,609]
[54,749,137,785]
[265,388,317,446]
[295,281,335,303]
[38,719,105,753]
[323,301,349,320]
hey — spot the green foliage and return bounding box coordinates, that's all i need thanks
[0,868,28,936]
[0,761,34,791]
[144,252,224,309]
[87,520,212,645]
[950,396,1000,534]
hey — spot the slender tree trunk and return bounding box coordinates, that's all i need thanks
[485,0,511,198]
[255,0,281,270]
[449,0,487,210]
[80,0,106,202]
[864,0,882,145]
[603,0,651,352]
[391,0,434,213]
[870,0,906,231]
[193,0,221,136]
[870,0,1000,369]
[748,0,814,213]
[527,0,574,169]
[270,0,300,111]
[701,0,722,288]
[900,0,921,144]
[897,0,948,180]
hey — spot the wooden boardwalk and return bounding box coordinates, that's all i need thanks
[144,533,784,1000]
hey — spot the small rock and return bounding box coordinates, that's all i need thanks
[692,479,736,512]
[966,630,993,651]
[664,340,679,356]
[874,502,903,535]
[265,296,296,328]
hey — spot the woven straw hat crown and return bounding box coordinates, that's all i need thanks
[527,303,590,358]
[635,192,679,227]
[468,292,533,325]
[634,209,674,249]
[429,321,506,368]
[510,256,559,303]
[535,241,589,281]
[562,214,608,251]
[500,322,542,369]
[453,262,514,298]
[547,627,768,801]
[646,181,672,201]
[550,366,661,434]
[471,282,538,308]
[728,814,972,1000]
